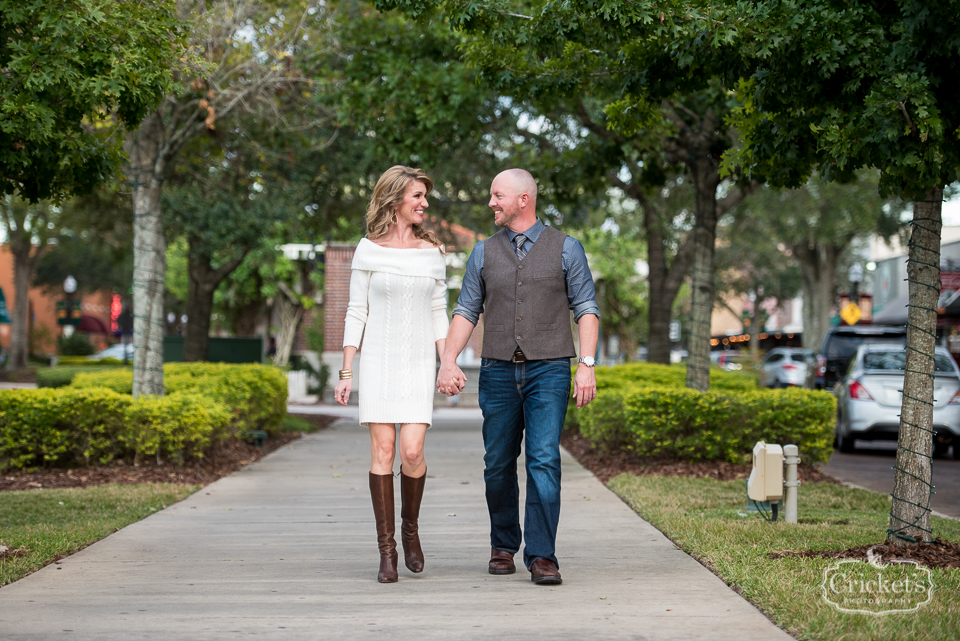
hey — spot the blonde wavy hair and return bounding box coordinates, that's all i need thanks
[365,166,443,250]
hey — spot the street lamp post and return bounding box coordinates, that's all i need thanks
[62,275,78,338]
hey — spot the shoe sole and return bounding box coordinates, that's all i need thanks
[531,575,562,585]
[489,566,517,575]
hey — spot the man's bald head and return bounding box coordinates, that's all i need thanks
[495,168,538,203]
[489,168,539,231]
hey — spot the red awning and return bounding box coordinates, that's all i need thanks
[78,314,110,334]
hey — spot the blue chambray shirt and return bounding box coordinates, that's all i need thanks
[452,219,601,325]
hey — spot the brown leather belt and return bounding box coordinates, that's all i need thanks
[511,349,527,363]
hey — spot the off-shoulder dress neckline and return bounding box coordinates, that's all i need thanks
[361,237,441,252]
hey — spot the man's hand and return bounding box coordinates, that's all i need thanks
[437,361,467,396]
[573,364,596,408]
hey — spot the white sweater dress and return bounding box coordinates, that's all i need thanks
[343,238,449,426]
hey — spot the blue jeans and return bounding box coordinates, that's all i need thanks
[478,357,571,569]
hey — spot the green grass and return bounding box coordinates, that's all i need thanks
[0,483,198,586]
[609,475,960,641]
[281,414,323,433]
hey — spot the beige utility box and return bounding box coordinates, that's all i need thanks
[747,441,784,502]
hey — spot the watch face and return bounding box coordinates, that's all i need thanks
[580,357,595,367]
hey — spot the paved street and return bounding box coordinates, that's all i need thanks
[0,409,791,641]
[822,441,960,518]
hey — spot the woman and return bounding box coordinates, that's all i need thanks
[334,165,449,583]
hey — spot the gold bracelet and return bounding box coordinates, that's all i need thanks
[339,369,353,380]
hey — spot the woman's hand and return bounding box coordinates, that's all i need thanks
[334,378,352,406]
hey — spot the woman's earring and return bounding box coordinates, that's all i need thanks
[391,213,398,225]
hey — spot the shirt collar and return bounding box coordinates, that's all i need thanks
[506,218,545,243]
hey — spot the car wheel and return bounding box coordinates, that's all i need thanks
[837,428,856,454]
[933,440,952,459]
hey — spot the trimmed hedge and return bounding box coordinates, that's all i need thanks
[0,363,287,471]
[568,363,836,464]
[37,366,129,389]
[71,363,287,434]
[594,362,760,394]
[0,388,231,470]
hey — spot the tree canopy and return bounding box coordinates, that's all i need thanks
[0,0,187,202]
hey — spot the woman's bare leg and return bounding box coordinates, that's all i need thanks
[398,423,428,477]
[369,423,397,474]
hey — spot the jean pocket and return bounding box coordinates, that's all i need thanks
[480,357,495,369]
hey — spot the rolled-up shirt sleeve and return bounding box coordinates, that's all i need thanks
[563,237,600,323]
[451,242,485,325]
[342,269,371,348]
[431,279,449,341]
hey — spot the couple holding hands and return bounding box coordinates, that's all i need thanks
[334,165,599,585]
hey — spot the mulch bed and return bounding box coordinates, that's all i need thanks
[560,430,833,484]
[0,368,37,383]
[0,413,338,492]
[769,539,960,569]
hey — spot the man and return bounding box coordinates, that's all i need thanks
[437,168,599,585]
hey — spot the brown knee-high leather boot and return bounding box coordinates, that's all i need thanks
[400,468,426,573]
[369,472,398,583]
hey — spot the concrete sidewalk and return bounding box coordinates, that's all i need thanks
[0,411,792,640]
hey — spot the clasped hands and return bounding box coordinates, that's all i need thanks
[436,361,467,396]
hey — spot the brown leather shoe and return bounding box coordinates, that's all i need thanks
[529,558,562,585]
[488,548,516,575]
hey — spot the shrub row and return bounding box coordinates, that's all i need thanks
[0,364,287,471]
[593,362,760,394]
[568,364,835,464]
[37,365,128,389]
[0,388,231,470]
[71,362,287,434]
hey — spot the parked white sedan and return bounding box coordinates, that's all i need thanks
[757,348,810,388]
[834,343,960,457]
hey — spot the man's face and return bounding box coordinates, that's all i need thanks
[489,176,521,228]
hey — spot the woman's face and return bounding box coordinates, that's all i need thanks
[395,180,429,226]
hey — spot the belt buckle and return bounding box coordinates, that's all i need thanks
[512,350,526,363]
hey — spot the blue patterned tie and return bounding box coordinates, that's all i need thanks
[514,233,527,259]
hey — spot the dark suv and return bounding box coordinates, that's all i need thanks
[807,326,908,390]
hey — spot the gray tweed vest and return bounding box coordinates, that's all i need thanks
[480,226,577,361]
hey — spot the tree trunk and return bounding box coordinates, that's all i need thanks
[9,248,34,369]
[643,196,690,364]
[888,188,942,546]
[685,157,720,391]
[183,248,248,362]
[183,258,217,362]
[799,264,819,351]
[749,300,761,359]
[273,291,303,367]
[795,242,839,353]
[127,115,166,397]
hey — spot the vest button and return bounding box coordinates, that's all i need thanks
[516,336,521,340]
[519,264,524,269]
[516,317,521,321]
[517,300,522,304]
[518,282,522,286]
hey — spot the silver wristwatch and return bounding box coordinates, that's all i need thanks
[578,356,595,367]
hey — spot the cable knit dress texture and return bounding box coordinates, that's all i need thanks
[343,238,449,426]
